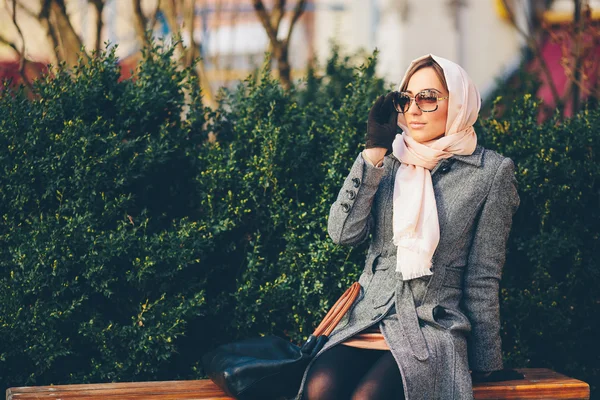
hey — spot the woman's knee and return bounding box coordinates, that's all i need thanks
[351,351,404,400]
[303,369,344,400]
[302,346,366,400]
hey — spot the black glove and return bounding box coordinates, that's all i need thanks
[471,369,525,383]
[365,92,398,152]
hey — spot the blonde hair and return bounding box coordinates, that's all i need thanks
[400,56,448,93]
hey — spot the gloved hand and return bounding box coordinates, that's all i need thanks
[471,369,525,383]
[365,92,398,152]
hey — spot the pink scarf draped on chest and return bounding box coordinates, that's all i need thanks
[391,54,481,280]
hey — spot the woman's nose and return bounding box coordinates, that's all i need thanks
[407,99,422,114]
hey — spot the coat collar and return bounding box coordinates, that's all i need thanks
[450,144,484,167]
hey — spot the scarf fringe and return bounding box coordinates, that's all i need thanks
[396,245,434,281]
[400,265,433,281]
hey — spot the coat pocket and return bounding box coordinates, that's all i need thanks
[374,291,395,309]
[373,255,394,271]
[435,307,472,333]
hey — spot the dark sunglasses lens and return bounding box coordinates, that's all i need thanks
[395,93,411,113]
[415,92,438,111]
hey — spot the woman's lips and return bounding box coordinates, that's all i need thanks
[409,122,426,129]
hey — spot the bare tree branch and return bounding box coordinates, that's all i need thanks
[50,0,89,65]
[4,0,33,90]
[594,55,600,99]
[252,0,305,89]
[148,0,162,34]
[286,0,306,44]
[6,0,221,106]
[252,0,279,48]
[0,32,23,61]
[185,0,216,108]
[500,0,562,110]
[6,0,24,69]
[49,5,68,62]
[184,0,195,67]
[159,0,215,107]
[160,0,187,56]
[0,33,17,50]
[35,0,88,66]
[132,0,151,48]
[570,0,583,113]
[89,0,105,53]
[38,0,61,65]
[14,0,37,19]
[272,0,285,33]
[549,2,600,109]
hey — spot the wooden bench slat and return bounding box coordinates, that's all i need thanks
[6,368,589,400]
[11,395,233,400]
[7,381,234,400]
[7,380,221,393]
[9,389,233,399]
[473,369,589,400]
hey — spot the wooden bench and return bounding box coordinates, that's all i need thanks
[6,368,590,400]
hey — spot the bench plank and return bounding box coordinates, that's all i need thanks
[7,380,234,400]
[6,368,589,400]
[473,368,590,400]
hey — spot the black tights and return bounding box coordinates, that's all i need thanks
[302,345,405,400]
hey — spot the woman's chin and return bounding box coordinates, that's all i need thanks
[409,131,445,144]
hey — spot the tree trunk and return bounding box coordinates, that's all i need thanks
[499,0,563,113]
[571,0,583,114]
[50,0,88,66]
[252,0,305,90]
[90,0,105,53]
[132,0,151,48]
[160,0,216,108]
[39,0,62,65]
[277,42,291,90]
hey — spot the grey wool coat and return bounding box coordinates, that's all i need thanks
[296,145,520,400]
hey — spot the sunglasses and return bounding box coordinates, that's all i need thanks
[392,90,449,113]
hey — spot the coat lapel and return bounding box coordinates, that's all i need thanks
[449,144,484,168]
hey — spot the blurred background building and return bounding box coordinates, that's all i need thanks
[1,0,599,105]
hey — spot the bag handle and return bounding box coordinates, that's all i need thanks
[312,282,361,337]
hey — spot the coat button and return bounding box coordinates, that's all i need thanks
[440,164,451,173]
[439,160,454,173]
[352,177,361,188]
[341,203,351,213]
[346,190,356,200]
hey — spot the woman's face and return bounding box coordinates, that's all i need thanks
[401,67,449,143]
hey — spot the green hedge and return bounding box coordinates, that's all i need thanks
[0,43,598,396]
[0,44,212,384]
[480,95,600,394]
[0,43,385,388]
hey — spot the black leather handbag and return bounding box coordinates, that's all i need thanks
[202,282,361,400]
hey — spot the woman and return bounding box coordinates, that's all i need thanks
[297,54,521,400]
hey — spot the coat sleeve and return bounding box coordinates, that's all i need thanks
[327,152,386,245]
[463,157,520,372]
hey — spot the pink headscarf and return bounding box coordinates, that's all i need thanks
[391,54,480,280]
